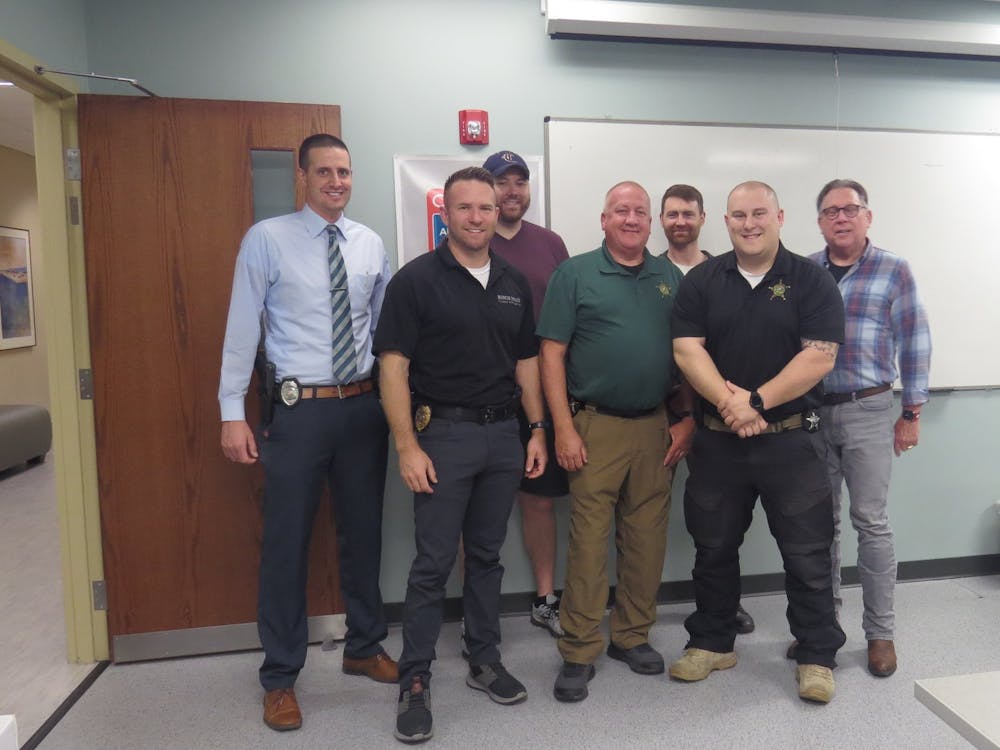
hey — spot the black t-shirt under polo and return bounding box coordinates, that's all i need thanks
[671,243,845,421]
[373,239,538,408]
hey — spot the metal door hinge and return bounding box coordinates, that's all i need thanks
[79,368,94,400]
[92,580,107,611]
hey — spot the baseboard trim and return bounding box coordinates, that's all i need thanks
[385,553,1000,623]
[106,554,1000,662]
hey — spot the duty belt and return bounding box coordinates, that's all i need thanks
[822,383,891,406]
[703,411,820,435]
[413,401,518,431]
[275,377,375,407]
[569,399,658,420]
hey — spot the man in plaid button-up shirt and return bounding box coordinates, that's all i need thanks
[810,178,931,680]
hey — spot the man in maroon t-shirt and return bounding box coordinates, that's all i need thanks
[483,150,570,638]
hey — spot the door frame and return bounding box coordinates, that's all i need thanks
[0,39,107,662]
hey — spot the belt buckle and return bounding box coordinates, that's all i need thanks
[481,406,497,424]
[336,384,345,399]
[279,377,301,407]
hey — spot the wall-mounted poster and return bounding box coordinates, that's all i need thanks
[393,154,546,267]
[0,226,36,350]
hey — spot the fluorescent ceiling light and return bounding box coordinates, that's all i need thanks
[545,0,1000,57]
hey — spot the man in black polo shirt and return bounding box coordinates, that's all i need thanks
[375,166,546,744]
[669,181,847,704]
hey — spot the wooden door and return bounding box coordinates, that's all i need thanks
[78,95,345,651]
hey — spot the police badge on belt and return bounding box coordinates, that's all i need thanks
[279,377,301,407]
[804,409,820,433]
[414,404,431,432]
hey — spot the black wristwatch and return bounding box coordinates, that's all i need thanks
[527,421,547,431]
[749,391,766,415]
[901,410,920,422]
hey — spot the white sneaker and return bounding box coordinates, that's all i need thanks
[531,594,565,637]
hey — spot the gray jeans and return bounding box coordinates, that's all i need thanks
[821,388,896,640]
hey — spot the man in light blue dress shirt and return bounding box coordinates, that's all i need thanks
[219,134,396,732]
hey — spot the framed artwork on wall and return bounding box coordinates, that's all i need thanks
[0,225,36,350]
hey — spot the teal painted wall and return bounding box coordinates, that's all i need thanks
[9,0,1000,601]
[0,0,88,72]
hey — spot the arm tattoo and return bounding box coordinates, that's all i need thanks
[801,339,839,360]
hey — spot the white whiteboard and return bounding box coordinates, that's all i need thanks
[545,118,1000,390]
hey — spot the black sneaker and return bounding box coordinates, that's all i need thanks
[735,604,756,635]
[466,663,527,705]
[394,677,432,744]
[606,642,665,675]
[553,660,595,702]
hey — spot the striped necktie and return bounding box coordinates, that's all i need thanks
[327,224,357,383]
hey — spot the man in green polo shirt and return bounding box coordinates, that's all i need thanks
[538,181,694,703]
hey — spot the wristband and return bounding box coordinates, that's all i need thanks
[528,421,547,431]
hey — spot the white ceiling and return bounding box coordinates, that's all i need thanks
[0,84,35,156]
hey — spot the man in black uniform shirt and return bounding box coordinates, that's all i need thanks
[668,181,847,704]
[374,166,547,743]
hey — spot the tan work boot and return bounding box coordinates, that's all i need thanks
[668,648,737,682]
[797,664,835,703]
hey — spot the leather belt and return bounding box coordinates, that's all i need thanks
[274,378,374,406]
[569,399,658,420]
[703,413,810,435]
[822,383,891,406]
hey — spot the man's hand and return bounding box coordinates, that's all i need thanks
[664,416,696,467]
[398,444,438,493]
[524,431,548,478]
[555,425,588,472]
[719,381,768,437]
[894,416,920,457]
[221,420,258,464]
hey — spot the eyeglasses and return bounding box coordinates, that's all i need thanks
[820,204,865,219]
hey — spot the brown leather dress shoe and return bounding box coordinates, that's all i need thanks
[343,651,399,683]
[263,688,302,731]
[868,639,897,677]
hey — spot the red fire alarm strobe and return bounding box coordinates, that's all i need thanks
[459,109,489,145]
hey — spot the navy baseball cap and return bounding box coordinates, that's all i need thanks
[483,151,530,179]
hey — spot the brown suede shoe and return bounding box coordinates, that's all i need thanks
[343,651,399,683]
[867,639,897,677]
[263,688,302,731]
